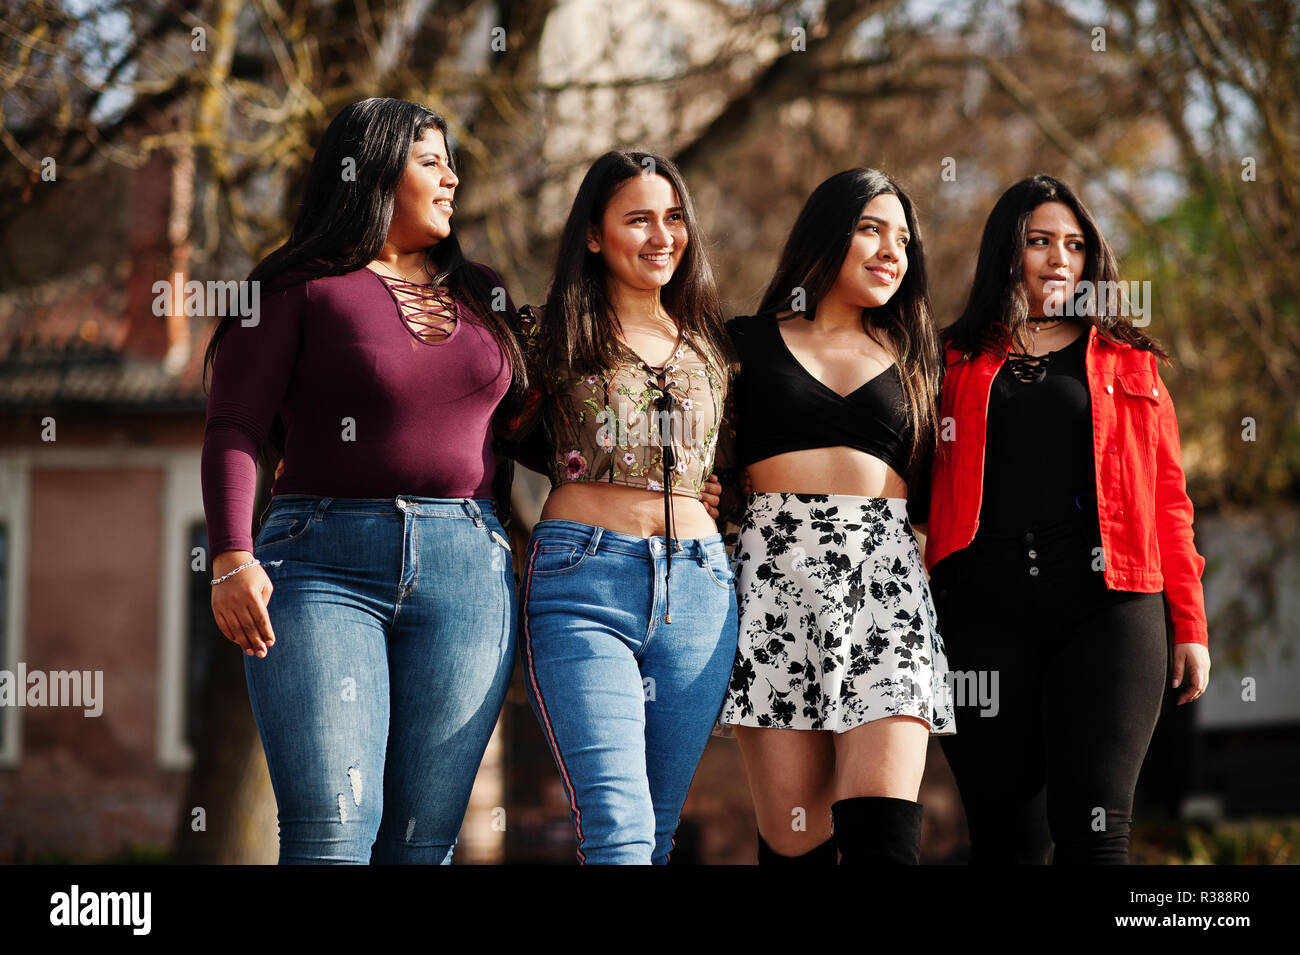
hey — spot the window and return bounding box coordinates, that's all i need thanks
[157,450,205,769]
[184,522,222,749]
[0,525,7,754]
[0,454,28,768]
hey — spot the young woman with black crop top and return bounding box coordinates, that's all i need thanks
[501,152,736,865]
[715,169,953,865]
[927,176,1210,863]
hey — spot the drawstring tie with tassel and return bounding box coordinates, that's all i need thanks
[647,366,680,624]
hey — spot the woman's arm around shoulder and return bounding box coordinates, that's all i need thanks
[494,302,551,475]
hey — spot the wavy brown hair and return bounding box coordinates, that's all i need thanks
[203,97,527,476]
[751,167,942,485]
[540,150,733,380]
[945,174,1168,361]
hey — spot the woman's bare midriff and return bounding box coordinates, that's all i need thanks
[538,481,720,539]
[746,447,908,498]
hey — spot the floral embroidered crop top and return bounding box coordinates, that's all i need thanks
[506,304,730,501]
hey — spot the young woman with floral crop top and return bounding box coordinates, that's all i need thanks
[716,169,953,865]
[501,151,737,865]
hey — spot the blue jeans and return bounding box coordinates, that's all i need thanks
[520,519,738,865]
[245,495,517,864]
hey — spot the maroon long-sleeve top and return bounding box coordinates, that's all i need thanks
[202,265,513,554]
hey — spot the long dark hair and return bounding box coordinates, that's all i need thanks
[203,97,526,464]
[945,174,1167,360]
[541,150,732,378]
[754,167,941,483]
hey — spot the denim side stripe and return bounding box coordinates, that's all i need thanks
[521,538,588,864]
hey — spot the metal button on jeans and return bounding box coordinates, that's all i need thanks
[1029,566,1040,577]
[1028,549,1037,559]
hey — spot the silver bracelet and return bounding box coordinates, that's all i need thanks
[211,558,261,586]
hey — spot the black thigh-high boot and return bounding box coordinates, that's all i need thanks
[756,829,838,864]
[831,796,922,865]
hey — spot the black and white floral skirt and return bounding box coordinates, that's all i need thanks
[718,492,955,735]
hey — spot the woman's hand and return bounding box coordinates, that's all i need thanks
[700,469,751,523]
[1172,643,1210,705]
[211,549,276,658]
[700,473,722,519]
[740,468,752,495]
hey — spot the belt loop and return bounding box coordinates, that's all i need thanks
[586,525,604,554]
[313,497,331,522]
[464,499,484,526]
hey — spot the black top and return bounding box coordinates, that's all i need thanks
[726,312,926,521]
[978,328,1096,533]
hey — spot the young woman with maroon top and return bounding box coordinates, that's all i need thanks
[927,174,1212,864]
[202,98,525,864]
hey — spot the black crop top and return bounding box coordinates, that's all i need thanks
[725,312,915,477]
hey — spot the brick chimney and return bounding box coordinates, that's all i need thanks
[119,103,193,369]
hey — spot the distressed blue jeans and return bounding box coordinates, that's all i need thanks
[520,519,738,865]
[245,495,517,864]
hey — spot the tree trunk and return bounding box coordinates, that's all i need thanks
[171,633,278,864]
[173,463,279,864]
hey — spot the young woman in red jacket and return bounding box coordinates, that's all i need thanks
[926,174,1211,864]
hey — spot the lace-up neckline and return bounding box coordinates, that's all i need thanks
[368,268,460,344]
[1006,328,1087,384]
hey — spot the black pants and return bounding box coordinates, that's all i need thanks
[930,516,1168,864]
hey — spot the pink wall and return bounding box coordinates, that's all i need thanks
[0,467,186,862]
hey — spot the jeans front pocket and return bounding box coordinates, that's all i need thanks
[256,510,318,551]
[703,548,736,589]
[528,540,589,577]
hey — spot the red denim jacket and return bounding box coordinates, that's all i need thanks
[925,325,1209,646]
